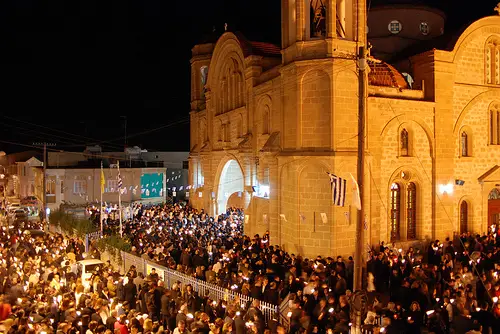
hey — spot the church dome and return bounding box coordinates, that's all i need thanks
[367,59,409,89]
[367,0,446,61]
[370,0,447,10]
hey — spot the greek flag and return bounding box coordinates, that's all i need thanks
[117,172,123,189]
[327,172,346,207]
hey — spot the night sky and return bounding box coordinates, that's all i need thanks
[0,0,497,154]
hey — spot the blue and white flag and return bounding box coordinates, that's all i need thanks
[327,172,346,207]
[117,172,123,189]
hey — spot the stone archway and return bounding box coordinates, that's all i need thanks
[217,159,244,214]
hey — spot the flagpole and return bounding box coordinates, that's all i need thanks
[117,160,123,238]
[100,161,104,235]
[354,45,367,292]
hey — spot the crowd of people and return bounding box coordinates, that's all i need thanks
[0,202,498,334]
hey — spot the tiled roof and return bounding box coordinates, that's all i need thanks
[234,32,281,57]
[247,41,281,56]
[368,59,409,89]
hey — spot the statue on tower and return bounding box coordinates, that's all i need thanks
[310,0,327,37]
[495,2,500,15]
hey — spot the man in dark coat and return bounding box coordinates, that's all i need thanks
[124,278,137,309]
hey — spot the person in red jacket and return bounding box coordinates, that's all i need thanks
[0,299,12,322]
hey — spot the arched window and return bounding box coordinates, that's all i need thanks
[485,38,500,85]
[490,102,500,145]
[390,183,401,241]
[461,131,468,156]
[407,182,417,240]
[400,129,409,156]
[460,201,468,234]
[310,0,327,38]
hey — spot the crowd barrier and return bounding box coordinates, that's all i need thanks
[121,251,281,324]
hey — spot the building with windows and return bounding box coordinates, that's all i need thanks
[188,0,500,257]
[45,166,167,210]
[47,147,188,207]
[0,153,44,201]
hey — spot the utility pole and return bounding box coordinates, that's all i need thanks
[33,142,56,226]
[121,116,127,148]
[354,45,367,293]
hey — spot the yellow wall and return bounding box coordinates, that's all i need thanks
[189,14,500,258]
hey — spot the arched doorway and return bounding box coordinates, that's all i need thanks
[217,159,244,214]
[488,188,500,230]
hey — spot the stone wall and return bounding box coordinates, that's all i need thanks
[188,16,500,259]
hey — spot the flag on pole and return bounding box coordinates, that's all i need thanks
[117,171,123,189]
[349,173,362,210]
[327,172,346,206]
[100,164,105,193]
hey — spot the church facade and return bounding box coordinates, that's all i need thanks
[188,0,500,258]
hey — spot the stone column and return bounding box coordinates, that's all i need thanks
[327,0,337,38]
[268,156,279,245]
[337,0,345,38]
[296,0,305,41]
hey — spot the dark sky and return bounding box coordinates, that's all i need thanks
[0,0,497,154]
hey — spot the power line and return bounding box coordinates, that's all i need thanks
[0,115,190,151]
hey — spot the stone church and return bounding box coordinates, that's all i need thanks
[188,0,500,258]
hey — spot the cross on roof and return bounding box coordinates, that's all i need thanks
[495,2,500,15]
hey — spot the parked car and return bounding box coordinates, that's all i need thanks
[13,209,28,223]
[7,203,20,212]
[77,259,104,291]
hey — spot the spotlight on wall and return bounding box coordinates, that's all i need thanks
[455,179,465,186]
[439,183,454,195]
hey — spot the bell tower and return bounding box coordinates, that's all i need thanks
[281,0,366,60]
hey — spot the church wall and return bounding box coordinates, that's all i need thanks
[368,97,435,247]
[333,66,359,150]
[300,69,332,148]
[433,17,500,240]
[452,94,500,235]
[281,65,299,149]
[453,26,500,85]
[187,16,500,259]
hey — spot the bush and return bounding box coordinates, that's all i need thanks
[96,235,131,265]
[50,209,131,266]
[49,209,96,237]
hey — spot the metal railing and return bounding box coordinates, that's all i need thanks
[121,251,280,324]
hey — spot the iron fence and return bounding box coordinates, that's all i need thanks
[121,252,280,324]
